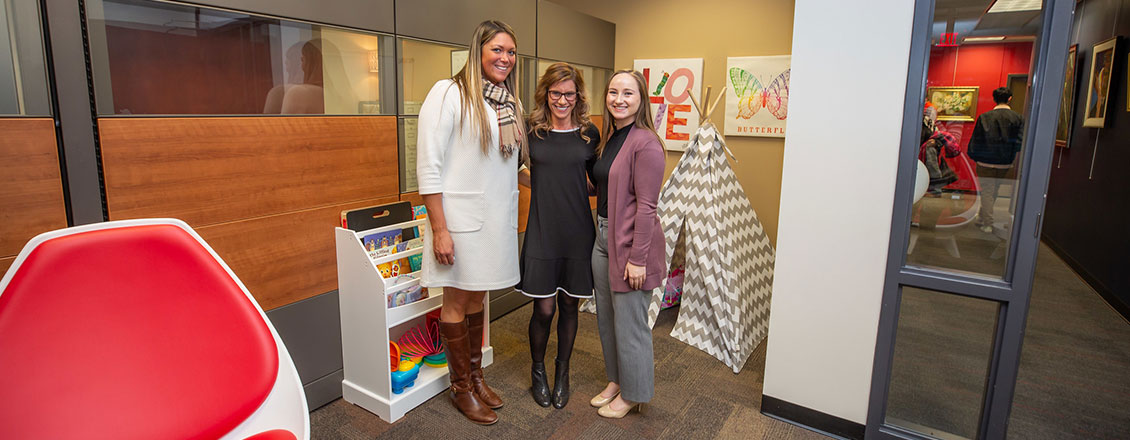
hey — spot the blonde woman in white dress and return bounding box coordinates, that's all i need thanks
[416,20,527,425]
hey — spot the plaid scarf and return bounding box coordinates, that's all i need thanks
[482,82,521,159]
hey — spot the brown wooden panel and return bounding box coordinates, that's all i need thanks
[0,256,12,277]
[100,116,399,227]
[399,192,424,207]
[0,118,68,257]
[195,195,399,310]
[519,185,531,233]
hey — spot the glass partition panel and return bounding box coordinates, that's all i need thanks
[516,55,537,114]
[398,38,465,115]
[537,59,606,116]
[0,0,50,115]
[399,116,417,193]
[86,0,393,115]
[885,286,1000,439]
[905,0,1046,279]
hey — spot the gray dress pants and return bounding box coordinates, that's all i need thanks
[592,216,654,403]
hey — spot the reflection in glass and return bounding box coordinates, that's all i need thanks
[886,287,1000,439]
[517,56,537,114]
[0,0,50,115]
[399,116,418,193]
[906,0,1044,279]
[398,38,466,115]
[86,0,392,115]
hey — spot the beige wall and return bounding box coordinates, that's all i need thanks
[549,0,794,245]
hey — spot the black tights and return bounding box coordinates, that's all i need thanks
[528,294,580,364]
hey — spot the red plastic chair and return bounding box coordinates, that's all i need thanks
[0,219,309,439]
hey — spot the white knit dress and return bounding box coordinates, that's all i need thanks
[416,79,520,290]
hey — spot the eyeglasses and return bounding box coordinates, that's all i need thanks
[548,91,578,101]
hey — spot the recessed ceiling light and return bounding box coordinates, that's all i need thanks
[963,36,1007,42]
[987,0,1043,13]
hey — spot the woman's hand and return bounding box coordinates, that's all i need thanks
[432,228,455,265]
[624,263,646,290]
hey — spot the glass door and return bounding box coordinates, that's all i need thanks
[867,0,1075,438]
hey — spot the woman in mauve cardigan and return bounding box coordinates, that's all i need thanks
[586,70,666,419]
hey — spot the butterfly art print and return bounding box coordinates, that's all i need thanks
[725,55,791,138]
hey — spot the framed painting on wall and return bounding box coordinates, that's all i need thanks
[724,55,791,138]
[927,86,979,121]
[633,58,703,151]
[1082,37,1117,128]
[1056,44,1078,147]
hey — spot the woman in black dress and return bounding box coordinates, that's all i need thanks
[517,62,598,409]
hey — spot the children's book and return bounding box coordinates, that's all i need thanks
[387,284,427,308]
[361,230,403,259]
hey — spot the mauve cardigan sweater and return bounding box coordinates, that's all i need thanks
[605,125,667,293]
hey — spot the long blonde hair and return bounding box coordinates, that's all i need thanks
[597,69,661,157]
[452,20,528,160]
[528,62,593,143]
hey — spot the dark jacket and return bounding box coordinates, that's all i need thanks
[968,108,1023,165]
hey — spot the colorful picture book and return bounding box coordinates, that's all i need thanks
[387,284,427,308]
[376,257,413,280]
[362,230,403,259]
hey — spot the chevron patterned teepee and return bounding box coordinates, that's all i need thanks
[658,122,775,373]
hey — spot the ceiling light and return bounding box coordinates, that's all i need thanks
[963,36,1007,42]
[987,0,1042,13]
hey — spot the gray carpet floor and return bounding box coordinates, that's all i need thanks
[310,304,824,439]
[311,243,1129,439]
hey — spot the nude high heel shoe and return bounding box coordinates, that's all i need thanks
[590,392,618,408]
[597,400,645,418]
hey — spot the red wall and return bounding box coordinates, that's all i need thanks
[927,42,1034,150]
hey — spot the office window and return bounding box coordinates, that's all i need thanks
[86,0,394,115]
[398,38,466,115]
[0,0,50,116]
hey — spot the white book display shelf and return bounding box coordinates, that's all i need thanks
[335,219,493,423]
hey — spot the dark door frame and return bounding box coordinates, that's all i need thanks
[865,0,1075,438]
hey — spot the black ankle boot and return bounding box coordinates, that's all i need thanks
[551,358,570,409]
[531,361,551,407]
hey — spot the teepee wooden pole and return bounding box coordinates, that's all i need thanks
[705,86,728,122]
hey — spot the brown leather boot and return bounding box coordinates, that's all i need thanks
[439,319,498,425]
[467,310,503,409]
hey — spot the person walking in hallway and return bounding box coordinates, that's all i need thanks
[968,87,1024,234]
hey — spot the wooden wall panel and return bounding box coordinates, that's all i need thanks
[99,116,399,226]
[403,190,535,233]
[0,118,68,258]
[0,256,12,277]
[197,196,398,310]
[399,192,423,207]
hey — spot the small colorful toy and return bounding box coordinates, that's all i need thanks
[390,360,421,394]
[389,341,401,372]
[422,353,447,368]
[398,320,444,363]
[662,266,684,309]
